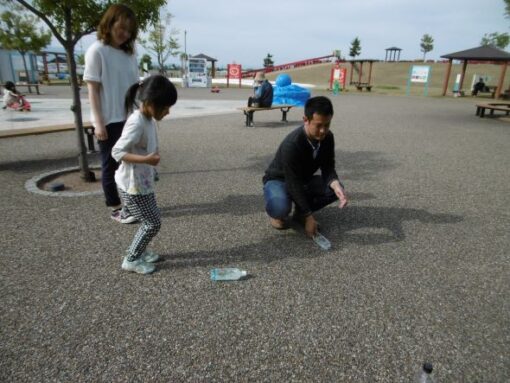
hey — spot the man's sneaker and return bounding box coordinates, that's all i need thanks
[142,249,160,263]
[121,257,156,274]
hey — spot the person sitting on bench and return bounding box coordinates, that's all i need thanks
[248,71,273,108]
[472,78,488,96]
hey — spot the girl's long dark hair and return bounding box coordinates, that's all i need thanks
[125,75,178,116]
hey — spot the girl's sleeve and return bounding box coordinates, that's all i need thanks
[112,118,142,162]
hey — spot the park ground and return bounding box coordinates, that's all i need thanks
[0,85,509,382]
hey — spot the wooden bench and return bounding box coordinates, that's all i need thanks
[351,82,372,91]
[475,103,510,118]
[238,104,294,127]
[0,123,96,152]
[472,85,496,98]
[0,82,41,95]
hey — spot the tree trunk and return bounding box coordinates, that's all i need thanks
[19,52,33,92]
[61,4,94,182]
[65,44,94,182]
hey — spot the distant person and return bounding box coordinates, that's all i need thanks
[112,75,178,274]
[248,71,273,108]
[472,78,488,96]
[2,81,31,111]
[84,4,140,224]
[262,96,348,238]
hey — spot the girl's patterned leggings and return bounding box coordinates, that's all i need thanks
[120,191,161,261]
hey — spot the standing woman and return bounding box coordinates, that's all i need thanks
[84,4,139,223]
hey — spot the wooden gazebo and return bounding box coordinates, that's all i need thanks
[192,53,218,78]
[385,47,402,62]
[441,46,510,98]
[348,59,378,89]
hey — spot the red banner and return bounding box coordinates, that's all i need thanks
[227,64,242,88]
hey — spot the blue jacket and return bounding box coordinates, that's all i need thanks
[255,80,273,107]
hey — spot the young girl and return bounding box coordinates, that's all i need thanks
[112,75,177,274]
[2,81,31,111]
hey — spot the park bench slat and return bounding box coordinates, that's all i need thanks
[238,105,294,127]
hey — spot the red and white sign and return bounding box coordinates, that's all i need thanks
[227,63,242,88]
[228,64,241,79]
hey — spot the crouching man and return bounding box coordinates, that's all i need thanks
[262,96,348,237]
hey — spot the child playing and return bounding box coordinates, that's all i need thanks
[112,75,177,274]
[2,81,31,111]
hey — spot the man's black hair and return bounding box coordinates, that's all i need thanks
[304,96,334,120]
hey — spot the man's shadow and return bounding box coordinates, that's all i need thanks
[317,204,463,245]
[156,192,463,269]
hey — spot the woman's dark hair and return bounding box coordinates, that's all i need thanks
[304,96,334,120]
[125,75,178,115]
[97,4,138,54]
[4,81,17,92]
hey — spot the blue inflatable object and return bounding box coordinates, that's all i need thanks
[273,74,310,107]
[275,73,292,87]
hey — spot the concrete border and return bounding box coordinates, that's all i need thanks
[25,166,102,197]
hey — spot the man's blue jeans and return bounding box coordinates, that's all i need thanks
[263,176,338,219]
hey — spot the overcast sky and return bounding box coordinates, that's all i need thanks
[69,0,508,68]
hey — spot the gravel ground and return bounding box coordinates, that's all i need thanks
[0,88,509,382]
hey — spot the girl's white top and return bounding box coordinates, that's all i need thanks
[112,110,158,195]
[3,90,19,106]
[83,40,139,126]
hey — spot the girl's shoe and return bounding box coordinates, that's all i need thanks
[121,257,156,274]
[142,250,160,263]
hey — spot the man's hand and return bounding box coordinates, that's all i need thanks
[304,214,318,238]
[330,180,348,208]
[145,152,160,166]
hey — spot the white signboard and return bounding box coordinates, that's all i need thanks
[410,65,431,83]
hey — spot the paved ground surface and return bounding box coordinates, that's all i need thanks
[0,85,252,131]
[0,86,509,382]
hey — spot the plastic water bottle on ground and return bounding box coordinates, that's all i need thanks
[313,232,331,250]
[210,268,247,281]
[415,363,436,383]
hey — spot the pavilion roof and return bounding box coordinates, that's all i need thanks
[441,45,510,61]
[192,53,217,62]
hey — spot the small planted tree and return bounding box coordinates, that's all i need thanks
[0,2,51,84]
[349,37,361,58]
[420,34,434,61]
[263,53,274,68]
[141,11,180,74]
[139,53,153,74]
[480,32,510,49]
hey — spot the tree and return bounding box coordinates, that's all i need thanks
[139,53,153,73]
[13,0,165,181]
[420,34,434,61]
[141,11,179,74]
[480,32,510,49]
[263,53,274,68]
[0,2,51,84]
[505,0,510,18]
[349,37,361,58]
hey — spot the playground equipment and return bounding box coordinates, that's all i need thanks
[242,54,337,78]
[273,74,310,107]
